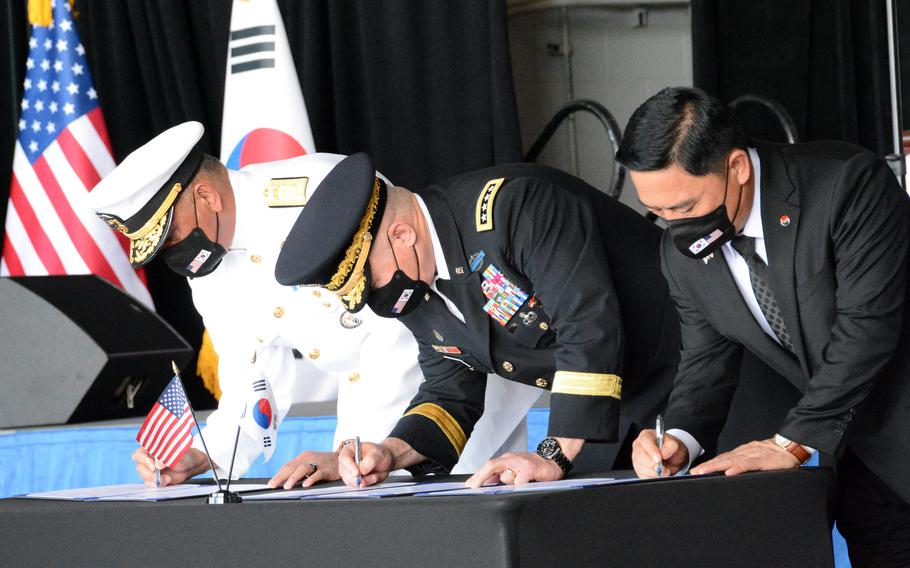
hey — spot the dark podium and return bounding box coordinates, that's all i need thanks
[1,469,834,568]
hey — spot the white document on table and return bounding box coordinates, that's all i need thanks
[21,484,157,500]
[417,477,623,496]
[95,483,273,501]
[243,481,418,501]
[301,481,470,499]
[21,483,273,501]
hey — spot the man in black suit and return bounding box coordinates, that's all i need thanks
[621,86,910,566]
[274,153,679,488]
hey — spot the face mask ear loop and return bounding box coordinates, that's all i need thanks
[721,160,730,204]
[725,154,746,230]
[215,212,220,246]
[191,188,200,229]
[412,241,421,282]
[386,230,402,272]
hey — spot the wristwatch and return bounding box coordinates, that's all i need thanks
[536,437,573,475]
[773,434,812,465]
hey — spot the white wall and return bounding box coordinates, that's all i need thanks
[509,4,693,212]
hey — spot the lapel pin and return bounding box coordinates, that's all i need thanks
[702,252,714,264]
[455,266,465,275]
[780,214,791,227]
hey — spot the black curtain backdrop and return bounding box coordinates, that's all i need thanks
[692,0,910,154]
[1,0,522,408]
[0,0,28,238]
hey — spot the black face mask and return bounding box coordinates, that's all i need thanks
[160,195,227,278]
[665,163,744,260]
[367,235,430,318]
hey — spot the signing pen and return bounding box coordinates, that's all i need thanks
[656,414,664,477]
[354,436,362,488]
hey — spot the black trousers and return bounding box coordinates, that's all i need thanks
[835,450,910,567]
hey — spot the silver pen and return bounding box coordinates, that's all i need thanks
[354,436,362,488]
[155,466,161,488]
[655,414,664,477]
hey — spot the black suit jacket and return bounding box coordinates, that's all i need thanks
[388,163,679,473]
[662,140,910,502]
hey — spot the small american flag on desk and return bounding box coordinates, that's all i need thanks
[136,376,194,468]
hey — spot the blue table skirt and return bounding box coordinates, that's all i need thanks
[0,409,550,498]
[0,408,849,567]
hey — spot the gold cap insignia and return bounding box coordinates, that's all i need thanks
[325,178,382,310]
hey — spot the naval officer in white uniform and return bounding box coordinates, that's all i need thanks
[87,122,537,487]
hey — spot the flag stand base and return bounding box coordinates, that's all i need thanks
[207,490,243,504]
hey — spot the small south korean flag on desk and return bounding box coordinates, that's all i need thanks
[241,371,279,462]
[136,377,194,468]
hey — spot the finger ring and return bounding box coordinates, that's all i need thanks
[504,468,515,477]
[308,462,318,473]
[336,439,355,452]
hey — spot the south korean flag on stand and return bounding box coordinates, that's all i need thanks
[220,0,315,169]
[240,369,279,462]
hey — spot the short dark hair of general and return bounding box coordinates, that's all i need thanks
[615,86,747,176]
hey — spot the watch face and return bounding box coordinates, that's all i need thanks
[536,437,560,459]
[773,434,791,449]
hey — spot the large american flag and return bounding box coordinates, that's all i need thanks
[0,0,152,308]
[137,376,195,469]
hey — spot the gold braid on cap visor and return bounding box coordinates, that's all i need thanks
[326,179,381,309]
[101,182,185,265]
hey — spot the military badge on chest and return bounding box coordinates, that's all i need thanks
[339,311,362,329]
[481,265,529,326]
[512,295,545,331]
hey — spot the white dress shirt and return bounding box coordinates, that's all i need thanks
[415,194,465,322]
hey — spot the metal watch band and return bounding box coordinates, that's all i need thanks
[536,437,573,475]
[550,451,573,475]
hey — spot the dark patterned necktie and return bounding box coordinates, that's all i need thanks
[731,235,795,352]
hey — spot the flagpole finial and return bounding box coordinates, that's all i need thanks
[28,0,52,27]
[172,360,180,376]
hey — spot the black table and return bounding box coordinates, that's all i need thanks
[0,469,835,567]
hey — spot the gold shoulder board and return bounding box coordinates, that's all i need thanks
[264,177,310,208]
[475,177,505,232]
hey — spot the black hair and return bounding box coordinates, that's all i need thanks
[615,86,747,176]
[199,153,223,175]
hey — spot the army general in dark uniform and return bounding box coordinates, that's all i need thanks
[275,153,679,486]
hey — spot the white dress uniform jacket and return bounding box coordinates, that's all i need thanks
[188,153,425,476]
